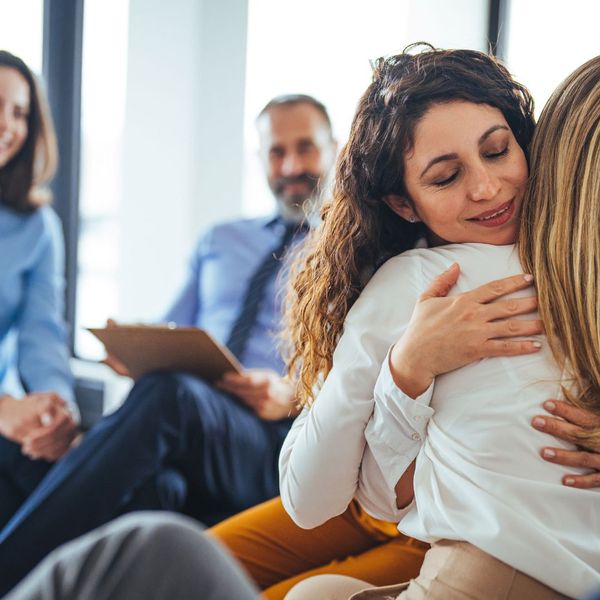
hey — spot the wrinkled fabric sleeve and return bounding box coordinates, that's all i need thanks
[356,442,416,523]
[279,253,424,529]
[17,208,76,419]
[357,351,435,521]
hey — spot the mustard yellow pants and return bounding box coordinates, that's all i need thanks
[209,497,428,600]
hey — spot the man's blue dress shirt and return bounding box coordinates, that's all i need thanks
[0,205,74,409]
[164,215,305,374]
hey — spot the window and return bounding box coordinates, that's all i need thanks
[75,0,130,359]
[0,0,44,74]
[502,0,600,114]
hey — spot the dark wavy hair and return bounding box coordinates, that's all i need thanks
[283,43,536,406]
[0,50,58,212]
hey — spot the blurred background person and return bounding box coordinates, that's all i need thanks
[0,50,77,529]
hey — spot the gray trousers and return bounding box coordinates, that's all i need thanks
[5,512,259,600]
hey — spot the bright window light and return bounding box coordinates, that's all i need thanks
[0,0,44,74]
[503,0,600,115]
[75,0,130,359]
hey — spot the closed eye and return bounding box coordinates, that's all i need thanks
[486,146,508,159]
[433,171,459,187]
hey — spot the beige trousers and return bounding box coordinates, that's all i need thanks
[285,540,572,600]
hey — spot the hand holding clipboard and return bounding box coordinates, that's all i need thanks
[88,323,242,382]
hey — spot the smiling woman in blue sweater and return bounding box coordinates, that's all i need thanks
[0,50,77,528]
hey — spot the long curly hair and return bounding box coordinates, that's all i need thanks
[519,55,600,445]
[283,44,535,406]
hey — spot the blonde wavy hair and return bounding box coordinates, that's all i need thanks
[519,55,600,444]
[283,44,535,406]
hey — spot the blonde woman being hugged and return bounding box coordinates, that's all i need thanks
[0,51,77,528]
[280,47,600,599]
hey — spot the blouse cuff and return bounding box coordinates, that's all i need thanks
[374,347,434,439]
[364,348,435,491]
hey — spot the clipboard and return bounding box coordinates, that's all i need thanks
[87,325,242,382]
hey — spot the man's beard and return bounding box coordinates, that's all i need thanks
[272,173,321,223]
[273,173,319,204]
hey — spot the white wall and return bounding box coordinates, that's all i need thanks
[504,0,600,113]
[406,0,489,51]
[117,0,248,321]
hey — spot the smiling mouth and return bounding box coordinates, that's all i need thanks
[469,200,513,222]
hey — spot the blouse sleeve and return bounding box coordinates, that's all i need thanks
[279,253,424,529]
[356,351,435,521]
[17,207,76,418]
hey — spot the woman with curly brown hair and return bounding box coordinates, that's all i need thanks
[280,47,600,599]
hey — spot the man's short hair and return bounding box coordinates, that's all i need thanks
[257,94,332,133]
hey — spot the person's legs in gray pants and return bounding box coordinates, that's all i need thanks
[5,512,259,600]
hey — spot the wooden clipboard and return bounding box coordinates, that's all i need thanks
[87,325,242,382]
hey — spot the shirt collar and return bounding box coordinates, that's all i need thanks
[264,213,311,234]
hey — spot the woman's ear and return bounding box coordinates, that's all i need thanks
[384,194,420,223]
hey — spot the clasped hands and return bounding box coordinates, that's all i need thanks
[0,392,78,461]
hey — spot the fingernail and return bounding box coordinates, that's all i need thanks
[532,341,542,348]
[524,274,534,282]
[544,401,556,412]
[532,417,545,428]
[542,448,556,458]
[564,478,575,486]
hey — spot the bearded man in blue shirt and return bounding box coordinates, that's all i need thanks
[0,94,337,592]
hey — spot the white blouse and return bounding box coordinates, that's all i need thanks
[279,243,600,600]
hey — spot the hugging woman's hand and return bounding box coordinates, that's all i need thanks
[532,400,600,489]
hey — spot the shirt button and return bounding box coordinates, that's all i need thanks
[411,433,421,441]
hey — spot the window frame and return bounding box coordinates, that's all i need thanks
[42,0,84,353]
[488,0,509,59]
